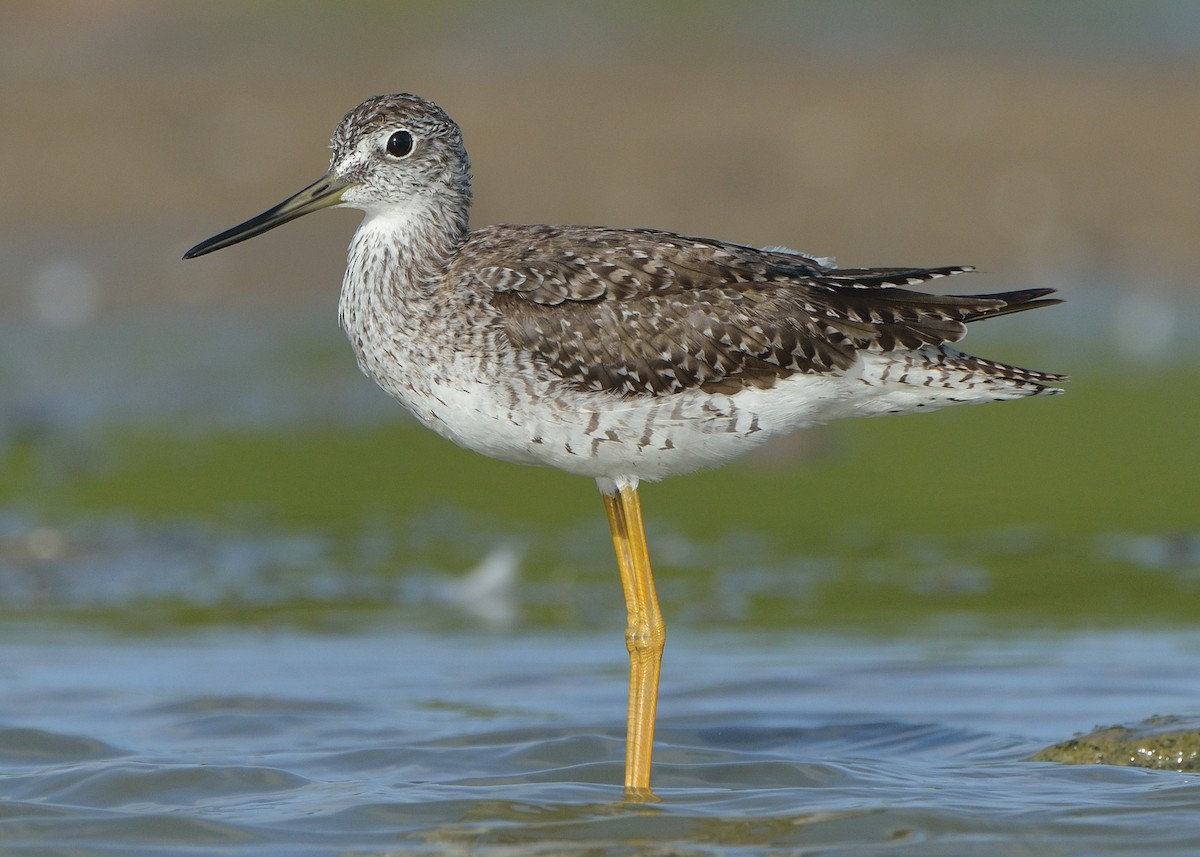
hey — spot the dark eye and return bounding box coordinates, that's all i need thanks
[386,130,414,158]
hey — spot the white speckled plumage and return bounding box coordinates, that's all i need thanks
[315,95,1063,488]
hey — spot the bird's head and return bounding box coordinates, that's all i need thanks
[184,93,471,259]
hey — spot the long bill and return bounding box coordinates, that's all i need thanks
[183,173,351,259]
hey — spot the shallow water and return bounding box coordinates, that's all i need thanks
[3,626,1199,856]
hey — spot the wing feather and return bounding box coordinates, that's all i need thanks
[455,225,1061,396]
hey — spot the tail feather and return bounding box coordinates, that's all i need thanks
[939,344,1067,390]
[962,288,1063,323]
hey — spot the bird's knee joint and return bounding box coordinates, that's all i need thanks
[625,624,665,655]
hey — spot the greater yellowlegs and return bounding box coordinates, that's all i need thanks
[185,93,1064,797]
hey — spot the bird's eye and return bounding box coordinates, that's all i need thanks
[386,130,414,158]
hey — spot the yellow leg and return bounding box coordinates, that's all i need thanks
[602,479,665,799]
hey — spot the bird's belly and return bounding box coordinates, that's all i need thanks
[394,370,852,481]
[373,347,1042,481]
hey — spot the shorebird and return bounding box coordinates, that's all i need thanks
[185,93,1064,797]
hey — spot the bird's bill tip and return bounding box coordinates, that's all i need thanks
[183,173,351,260]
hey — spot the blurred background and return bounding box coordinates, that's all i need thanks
[1,1,1197,630]
[5,7,1200,850]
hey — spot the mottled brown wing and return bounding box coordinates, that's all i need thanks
[464,225,1058,396]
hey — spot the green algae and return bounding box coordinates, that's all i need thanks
[2,367,1197,631]
[1032,716,1200,771]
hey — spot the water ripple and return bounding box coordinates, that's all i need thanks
[0,630,1198,854]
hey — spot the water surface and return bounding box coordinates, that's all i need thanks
[3,626,1199,856]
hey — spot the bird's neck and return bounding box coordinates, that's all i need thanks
[345,193,469,291]
[338,193,471,381]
